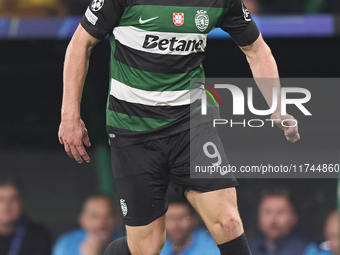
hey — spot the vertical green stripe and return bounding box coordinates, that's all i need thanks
[96,145,114,196]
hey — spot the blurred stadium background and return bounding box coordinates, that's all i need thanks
[0,0,339,248]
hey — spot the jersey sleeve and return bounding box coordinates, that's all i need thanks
[219,0,260,47]
[80,0,125,40]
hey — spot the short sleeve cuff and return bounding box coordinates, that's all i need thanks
[80,17,107,40]
[229,20,260,47]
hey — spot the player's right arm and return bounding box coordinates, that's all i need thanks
[58,25,100,164]
[58,0,124,163]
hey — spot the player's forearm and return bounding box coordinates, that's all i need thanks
[243,36,281,113]
[61,35,93,120]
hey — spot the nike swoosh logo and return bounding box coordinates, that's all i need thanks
[139,16,158,24]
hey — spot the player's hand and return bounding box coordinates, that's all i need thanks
[58,118,91,163]
[271,112,300,143]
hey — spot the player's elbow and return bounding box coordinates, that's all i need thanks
[65,38,92,62]
[259,43,272,58]
[245,42,272,65]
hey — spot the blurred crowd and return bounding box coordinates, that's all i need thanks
[0,175,338,255]
[0,0,67,17]
[0,0,339,17]
[243,0,340,14]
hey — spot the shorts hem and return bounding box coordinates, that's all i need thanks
[123,209,167,227]
[187,184,239,194]
[173,183,239,198]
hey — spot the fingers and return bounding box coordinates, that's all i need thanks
[59,120,91,163]
[287,133,300,143]
[75,142,91,163]
[58,127,64,144]
[63,140,91,163]
[284,126,300,143]
[83,129,91,147]
[70,143,83,163]
[64,142,74,159]
[59,135,64,145]
[83,137,91,147]
[283,118,300,143]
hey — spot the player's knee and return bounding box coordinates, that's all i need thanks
[129,235,165,255]
[217,213,243,237]
[219,216,242,233]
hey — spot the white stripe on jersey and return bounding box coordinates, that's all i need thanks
[110,78,204,106]
[113,26,208,55]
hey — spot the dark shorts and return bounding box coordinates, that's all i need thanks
[110,123,239,226]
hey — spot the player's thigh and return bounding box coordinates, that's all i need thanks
[169,123,239,192]
[111,142,168,254]
[111,141,169,227]
[169,123,242,242]
[126,216,166,255]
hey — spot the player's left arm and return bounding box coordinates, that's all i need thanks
[220,0,300,143]
[240,34,300,143]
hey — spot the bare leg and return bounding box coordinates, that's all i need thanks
[126,215,166,255]
[185,187,244,244]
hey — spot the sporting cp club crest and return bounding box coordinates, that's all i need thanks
[91,0,104,12]
[173,13,184,26]
[195,10,209,32]
[120,199,128,216]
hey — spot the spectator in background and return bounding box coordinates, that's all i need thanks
[305,210,339,255]
[0,0,67,17]
[161,194,220,255]
[258,0,340,14]
[325,210,339,255]
[250,189,313,255]
[259,0,305,14]
[52,195,123,255]
[0,175,51,255]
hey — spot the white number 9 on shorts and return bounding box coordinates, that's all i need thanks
[203,141,222,166]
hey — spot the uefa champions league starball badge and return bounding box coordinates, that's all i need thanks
[195,10,209,32]
[91,0,104,12]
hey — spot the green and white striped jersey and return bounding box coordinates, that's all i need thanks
[81,0,259,146]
